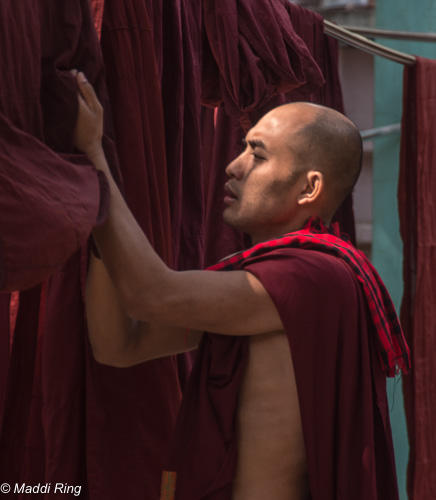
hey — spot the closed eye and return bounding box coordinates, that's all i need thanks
[252,152,265,161]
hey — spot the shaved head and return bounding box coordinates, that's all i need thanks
[265,102,363,217]
[223,101,363,242]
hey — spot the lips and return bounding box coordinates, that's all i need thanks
[224,183,238,205]
[224,183,238,199]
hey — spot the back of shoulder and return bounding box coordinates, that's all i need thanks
[242,247,361,309]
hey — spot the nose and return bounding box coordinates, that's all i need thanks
[225,153,245,180]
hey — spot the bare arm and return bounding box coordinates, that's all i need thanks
[86,254,202,367]
[74,71,283,362]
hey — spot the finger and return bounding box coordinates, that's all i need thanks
[77,72,102,112]
[77,93,89,110]
[70,68,78,76]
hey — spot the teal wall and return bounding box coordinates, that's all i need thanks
[373,2,436,499]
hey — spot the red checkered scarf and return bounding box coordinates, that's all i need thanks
[208,217,411,377]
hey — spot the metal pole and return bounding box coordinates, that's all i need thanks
[360,123,401,140]
[343,26,436,42]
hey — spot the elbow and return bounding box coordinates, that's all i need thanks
[89,341,136,368]
[88,338,120,367]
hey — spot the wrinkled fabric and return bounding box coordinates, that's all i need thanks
[89,2,184,498]
[91,0,105,39]
[201,1,355,268]
[0,116,108,291]
[0,1,117,496]
[0,0,109,292]
[202,0,324,117]
[100,0,173,264]
[399,56,436,500]
[0,294,9,433]
[161,0,204,271]
[168,243,400,499]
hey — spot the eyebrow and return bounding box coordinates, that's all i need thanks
[242,138,268,152]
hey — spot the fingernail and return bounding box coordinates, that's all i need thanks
[78,72,88,83]
[70,69,78,76]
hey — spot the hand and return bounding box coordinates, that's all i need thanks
[72,70,104,160]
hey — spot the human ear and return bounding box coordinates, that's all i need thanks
[297,171,324,205]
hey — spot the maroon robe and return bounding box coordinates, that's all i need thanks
[167,245,400,500]
[88,2,184,499]
[399,57,436,500]
[160,0,204,271]
[0,0,118,496]
[0,0,109,293]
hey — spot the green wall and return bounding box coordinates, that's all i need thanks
[373,2,436,499]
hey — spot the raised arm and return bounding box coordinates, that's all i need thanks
[74,71,283,348]
[86,254,201,366]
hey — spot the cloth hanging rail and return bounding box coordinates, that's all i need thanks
[343,26,436,43]
[324,20,416,66]
[360,123,401,140]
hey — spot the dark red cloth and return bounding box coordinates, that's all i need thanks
[210,218,410,376]
[167,226,401,499]
[0,115,108,291]
[88,2,184,498]
[399,56,436,500]
[91,0,105,39]
[0,1,120,497]
[0,0,109,292]
[201,1,355,268]
[0,294,9,434]
[202,0,324,119]
[100,0,173,265]
[160,0,204,271]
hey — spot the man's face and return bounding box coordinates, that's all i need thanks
[223,111,306,242]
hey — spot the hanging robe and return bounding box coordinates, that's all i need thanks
[0,1,119,496]
[399,56,436,500]
[87,1,185,498]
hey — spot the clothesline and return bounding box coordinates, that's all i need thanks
[360,123,401,140]
[324,20,416,66]
[343,25,436,42]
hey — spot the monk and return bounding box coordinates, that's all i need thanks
[73,70,407,500]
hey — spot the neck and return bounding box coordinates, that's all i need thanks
[250,221,305,245]
[249,214,331,245]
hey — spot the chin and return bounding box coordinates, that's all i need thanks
[223,212,253,236]
[223,210,241,230]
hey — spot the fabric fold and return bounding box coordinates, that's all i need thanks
[399,56,436,500]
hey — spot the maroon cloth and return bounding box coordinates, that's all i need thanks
[0,1,120,497]
[88,2,184,499]
[167,237,400,499]
[399,57,436,500]
[100,0,173,265]
[0,0,108,292]
[0,294,9,434]
[91,0,105,39]
[210,218,410,376]
[0,117,108,291]
[202,0,324,119]
[160,0,204,271]
[202,2,355,268]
